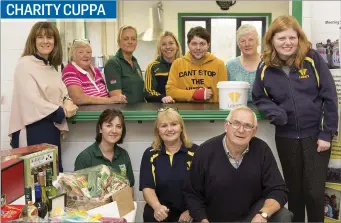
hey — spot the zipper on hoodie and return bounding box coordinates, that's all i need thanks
[280,68,300,138]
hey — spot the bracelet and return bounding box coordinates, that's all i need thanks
[63,95,72,103]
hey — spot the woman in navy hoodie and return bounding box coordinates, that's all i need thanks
[253,15,338,222]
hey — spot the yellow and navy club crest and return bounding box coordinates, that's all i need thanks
[298,68,310,79]
[187,161,191,170]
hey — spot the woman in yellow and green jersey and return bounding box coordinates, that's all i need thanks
[144,31,182,103]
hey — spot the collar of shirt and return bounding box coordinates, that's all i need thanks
[116,48,137,62]
[158,56,172,66]
[160,142,188,155]
[222,135,249,160]
[93,142,121,160]
[71,61,96,76]
[71,62,102,92]
[34,54,49,65]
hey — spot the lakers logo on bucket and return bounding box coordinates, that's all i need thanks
[228,92,241,103]
[217,81,250,110]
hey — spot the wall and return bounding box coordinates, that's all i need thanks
[121,1,289,37]
[1,19,47,150]
[302,1,340,47]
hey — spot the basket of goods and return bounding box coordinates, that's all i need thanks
[58,165,129,210]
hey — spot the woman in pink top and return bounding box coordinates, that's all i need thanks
[62,40,127,105]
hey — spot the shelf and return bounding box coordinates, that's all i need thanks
[68,103,265,122]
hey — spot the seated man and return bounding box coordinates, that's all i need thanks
[166,26,227,103]
[183,106,293,222]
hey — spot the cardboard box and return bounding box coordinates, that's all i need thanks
[1,143,58,162]
[21,148,57,187]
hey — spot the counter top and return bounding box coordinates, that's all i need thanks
[69,103,265,121]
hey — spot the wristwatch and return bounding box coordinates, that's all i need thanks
[63,95,72,102]
[257,211,269,220]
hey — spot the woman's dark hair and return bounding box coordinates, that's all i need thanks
[22,21,63,66]
[95,109,126,144]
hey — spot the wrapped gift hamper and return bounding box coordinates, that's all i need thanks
[58,165,129,210]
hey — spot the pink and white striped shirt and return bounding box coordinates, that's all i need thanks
[62,62,109,97]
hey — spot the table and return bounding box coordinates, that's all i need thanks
[10,195,137,222]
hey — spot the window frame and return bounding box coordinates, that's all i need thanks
[178,13,271,57]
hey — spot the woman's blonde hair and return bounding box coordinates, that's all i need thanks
[69,40,92,62]
[155,31,182,60]
[117,25,138,45]
[262,15,311,68]
[22,21,63,66]
[236,24,259,45]
[152,108,192,150]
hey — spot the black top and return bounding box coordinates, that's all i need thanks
[252,49,338,141]
[139,143,198,212]
[184,134,288,222]
[144,56,172,102]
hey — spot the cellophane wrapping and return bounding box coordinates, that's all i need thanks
[58,165,129,210]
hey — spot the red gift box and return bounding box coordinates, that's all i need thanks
[1,143,59,204]
[1,205,24,222]
[1,159,25,204]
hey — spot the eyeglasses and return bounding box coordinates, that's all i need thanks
[73,39,90,44]
[157,107,178,113]
[227,120,255,131]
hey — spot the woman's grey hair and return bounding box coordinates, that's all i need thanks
[69,41,92,62]
[226,105,258,127]
[236,24,259,44]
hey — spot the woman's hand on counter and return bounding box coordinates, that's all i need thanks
[63,100,78,117]
[110,94,128,104]
[205,88,213,100]
[161,96,175,104]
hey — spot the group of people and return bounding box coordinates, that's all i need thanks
[62,25,228,104]
[75,106,292,222]
[7,14,338,223]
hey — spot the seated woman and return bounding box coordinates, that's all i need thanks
[104,25,144,104]
[226,24,261,102]
[62,40,126,105]
[144,31,182,103]
[74,109,134,188]
[139,107,198,222]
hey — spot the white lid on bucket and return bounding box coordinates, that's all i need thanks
[217,81,250,89]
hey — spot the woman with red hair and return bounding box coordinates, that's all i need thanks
[252,15,338,222]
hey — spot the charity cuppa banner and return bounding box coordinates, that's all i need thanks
[0,0,117,19]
